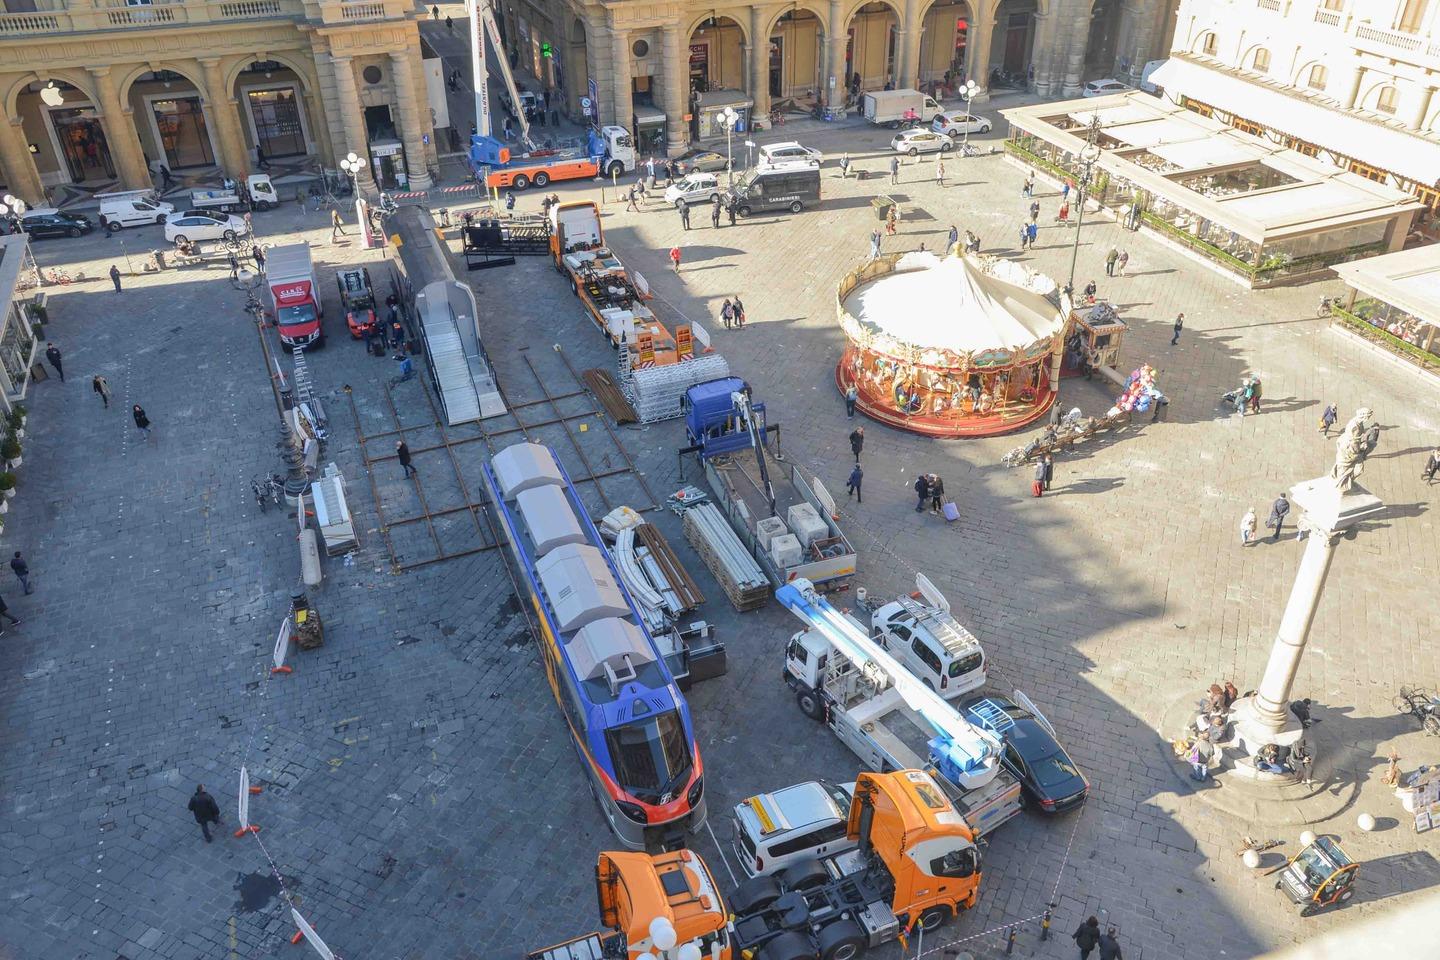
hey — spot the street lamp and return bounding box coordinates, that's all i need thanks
[959,80,980,154]
[340,152,366,195]
[0,193,26,230]
[743,138,756,171]
[1051,113,1103,425]
[717,106,739,187]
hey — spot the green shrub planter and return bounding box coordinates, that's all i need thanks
[1331,306,1440,371]
[1,438,20,467]
[0,472,15,499]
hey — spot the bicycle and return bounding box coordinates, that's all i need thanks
[1316,295,1335,318]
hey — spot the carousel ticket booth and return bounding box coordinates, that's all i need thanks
[1064,300,1129,377]
[835,251,1066,437]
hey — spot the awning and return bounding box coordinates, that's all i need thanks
[1151,57,1440,186]
[1332,245,1440,330]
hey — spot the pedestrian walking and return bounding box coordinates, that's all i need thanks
[885,205,897,236]
[431,3,438,18]
[0,591,21,636]
[869,229,882,261]
[721,298,734,330]
[109,264,122,292]
[928,474,944,515]
[1042,454,1054,491]
[1029,199,1040,222]
[1363,421,1380,454]
[844,383,858,418]
[227,248,240,281]
[678,200,691,230]
[1116,250,1129,276]
[1061,179,1072,202]
[1056,200,1070,224]
[726,196,737,226]
[1319,402,1338,436]
[253,244,266,274]
[1032,459,1046,497]
[187,785,222,843]
[839,153,850,178]
[889,155,900,185]
[669,246,682,272]
[1018,224,1029,251]
[159,164,175,191]
[1249,377,1263,414]
[947,225,959,251]
[710,198,721,229]
[846,463,863,503]
[1026,221,1038,247]
[1423,447,1440,483]
[1097,927,1123,960]
[913,473,929,512]
[1072,917,1101,960]
[10,551,31,595]
[330,207,346,241]
[1022,175,1034,197]
[445,14,453,31]
[732,295,746,329]
[397,440,416,478]
[1266,493,1290,541]
[1104,247,1118,276]
[625,186,639,212]
[1127,200,1142,230]
[849,426,864,463]
[1171,312,1184,345]
[935,160,945,187]
[44,342,64,381]
[92,374,110,408]
[1240,507,1257,545]
[132,404,152,439]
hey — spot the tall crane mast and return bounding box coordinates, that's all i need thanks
[466,0,535,152]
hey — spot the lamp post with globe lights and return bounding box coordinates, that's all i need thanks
[0,194,26,234]
[717,106,740,187]
[340,152,369,246]
[958,80,980,154]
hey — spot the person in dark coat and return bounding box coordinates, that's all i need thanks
[678,199,691,230]
[397,440,415,478]
[849,426,864,463]
[710,195,722,228]
[44,342,63,381]
[1042,454,1055,491]
[10,551,31,595]
[1319,403,1337,436]
[928,474,944,515]
[92,375,110,408]
[188,784,222,842]
[109,265,122,292]
[1423,447,1440,483]
[1097,927,1123,960]
[0,591,21,636]
[1072,916,1101,960]
[1266,493,1290,541]
[914,474,929,512]
[846,464,863,503]
[132,404,152,439]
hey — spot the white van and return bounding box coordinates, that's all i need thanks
[731,780,856,878]
[757,141,822,169]
[97,190,175,232]
[870,574,986,699]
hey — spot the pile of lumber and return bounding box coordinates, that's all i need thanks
[583,368,638,424]
[635,523,704,613]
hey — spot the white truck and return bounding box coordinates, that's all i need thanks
[869,574,987,700]
[97,189,175,232]
[777,580,1023,838]
[190,174,280,213]
[265,243,324,350]
[861,89,945,128]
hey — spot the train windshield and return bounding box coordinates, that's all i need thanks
[605,710,692,802]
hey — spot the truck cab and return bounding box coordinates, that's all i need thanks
[586,124,636,178]
[870,575,986,699]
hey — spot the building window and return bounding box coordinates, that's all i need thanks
[1232,116,1264,136]
[1201,32,1217,55]
[632,39,649,58]
[1308,64,1328,90]
[1252,48,1270,72]
[1398,0,1429,33]
[1414,183,1440,210]
[1376,85,1399,114]
[362,65,383,85]
[1348,159,1386,182]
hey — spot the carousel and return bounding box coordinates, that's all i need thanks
[835,250,1067,437]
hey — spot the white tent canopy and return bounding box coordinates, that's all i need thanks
[842,253,1063,355]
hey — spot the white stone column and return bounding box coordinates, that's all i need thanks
[329,56,376,194]
[609,20,633,128]
[200,57,251,180]
[661,22,688,154]
[1231,476,1383,758]
[825,0,846,108]
[1410,86,1435,131]
[89,66,151,190]
[389,50,433,190]
[749,4,771,120]
[0,117,44,207]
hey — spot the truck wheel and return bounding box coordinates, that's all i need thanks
[535,172,550,187]
[918,905,950,932]
[759,932,815,960]
[513,175,530,190]
[729,875,783,914]
[738,205,752,219]
[778,859,828,892]
[788,201,802,214]
[817,919,866,960]
[796,688,824,720]
[606,160,623,178]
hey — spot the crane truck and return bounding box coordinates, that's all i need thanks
[528,769,981,960]
[777,579,1022,838]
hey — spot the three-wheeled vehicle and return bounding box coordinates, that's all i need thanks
[337,266,377,338]
[1275,836,1359,916]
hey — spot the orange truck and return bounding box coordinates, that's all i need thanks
[471,126,636,191]
[527,769,982,960]
[548,199,708,367]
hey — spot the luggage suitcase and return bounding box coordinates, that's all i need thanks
[1031,480,1044,497]
[942,499,960,522]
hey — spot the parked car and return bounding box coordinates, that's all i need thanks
[932,111,993,137]
[757,141,823,168]
[19,209,93,239]
[961,691,1088,813]
[164,211,245,245]
[97,189,174,232]
[663,172,723,208]
[673,148,729,174]
[890,129,956,156]
[731,779,856,878]
[1083,78,1132,97]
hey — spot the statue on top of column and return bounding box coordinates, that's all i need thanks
[1330,407,1373,491]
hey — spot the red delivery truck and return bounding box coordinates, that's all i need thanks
[266,243,324,350]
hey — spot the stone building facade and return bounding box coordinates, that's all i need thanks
[495,0,1179,153]
[0,0,437,205]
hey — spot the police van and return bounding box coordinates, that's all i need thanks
[727,166,820,218]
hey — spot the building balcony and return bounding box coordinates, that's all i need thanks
[0,0,411,38]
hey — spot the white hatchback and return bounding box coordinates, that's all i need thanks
[164,212,246,245]
[732,780,856,879]
[1083,78,1132,97]
[932,111,993,137]
[663,172,723,208]
[890,129,955,156]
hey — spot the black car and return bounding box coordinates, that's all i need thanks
[674,148,729,174]
[20,209,94,239]
[962,692,1088,813]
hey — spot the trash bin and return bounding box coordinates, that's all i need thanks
[872,196,897,221]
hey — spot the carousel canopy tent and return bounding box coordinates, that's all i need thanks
[841,253,1062,356]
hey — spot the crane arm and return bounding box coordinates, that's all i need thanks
[731,390,775,516]
[467,0,536,152]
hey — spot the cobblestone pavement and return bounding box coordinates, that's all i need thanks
[1,108,1437,960]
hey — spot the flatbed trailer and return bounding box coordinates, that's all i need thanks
[486,151,602,191]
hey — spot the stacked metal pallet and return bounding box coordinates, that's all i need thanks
[623,354,730,424]
[682,502,768,612]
